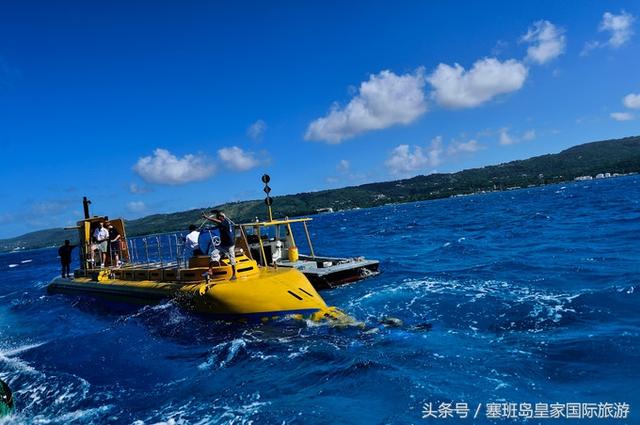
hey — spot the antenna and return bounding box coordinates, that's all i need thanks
[262,174,273,222]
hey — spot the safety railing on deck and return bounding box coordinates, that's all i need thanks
[124,232,185,269]
[119,227,223,271]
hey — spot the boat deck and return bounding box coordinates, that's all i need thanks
[277,255,379,289]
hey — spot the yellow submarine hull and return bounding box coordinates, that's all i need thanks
[48,258,345,321]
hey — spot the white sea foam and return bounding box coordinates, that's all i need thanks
[1,374,95,424]
[198,338,247,370]
[20,260,32,264]
[8,264,18,268]
[29,404,112,424]
[215,399,269,425]
[288,345,309,359]
[250,351,277,361]
[349,276,584,327]
[53,377,90,405]
[0,342,48,376]
[133,393,268,425]
[119,301,181,324]
[0,342,47,357]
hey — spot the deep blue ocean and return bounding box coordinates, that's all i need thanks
[1,176,638,424]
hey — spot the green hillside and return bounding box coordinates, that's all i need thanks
[2,135,639,252]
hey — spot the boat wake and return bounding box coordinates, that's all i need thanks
[131,392,269,425]
[345,277,637,334]
[0,342,103,425]
[0,344,44,377]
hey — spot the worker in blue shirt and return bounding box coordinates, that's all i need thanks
[202,210,237,280]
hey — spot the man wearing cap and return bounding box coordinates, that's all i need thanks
[202,210,237,280]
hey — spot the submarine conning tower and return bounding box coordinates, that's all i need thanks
[69,196,130,273]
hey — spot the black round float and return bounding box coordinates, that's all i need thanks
[0,379,13,416]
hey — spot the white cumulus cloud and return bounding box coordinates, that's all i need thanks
[247,119,267,140]
[610,112,635,121]
[499,128,515,146]
[522,129,536,141]
[427,58,528,109]
[601,11,635,47]
[127,201,146,213]
[385,134,488,177]
[305,69,427,144]
[498,128,536,146]
[522,20,566,64]
[218,146,260,171]
[447,139,482,155]
[128,182,151,194]
[133,149,216,185]
[385,137,443,176]
[623,93,640,109]
[326,159,367,185]
[337,159,350,173]
[583,11,635,54]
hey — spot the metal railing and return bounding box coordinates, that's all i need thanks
[121,228,222,270]
[123,232,187,269]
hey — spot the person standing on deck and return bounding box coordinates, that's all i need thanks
[93,222,109,268]
[185,224,203,256]
[107,223,121,266]
[202,210,237,280]
[57,239,77,278]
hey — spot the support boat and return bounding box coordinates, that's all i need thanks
[238,174,380,289]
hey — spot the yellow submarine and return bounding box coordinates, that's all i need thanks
[47,197,347,322]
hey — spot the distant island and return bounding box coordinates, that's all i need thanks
[2,135,639,252]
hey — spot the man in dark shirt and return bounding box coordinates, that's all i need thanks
[58,240,77,278]
[107,223,122,266]
[202,210,237,280]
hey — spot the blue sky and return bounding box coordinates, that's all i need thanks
[1,1,639,238]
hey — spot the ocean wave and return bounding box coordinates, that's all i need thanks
[28,405,112,425]
[345,277,637,334]
[0,364,98,425]
[198,338,248,370]
[119,301,183,323]
[0,342,47,376]
[132,392,269,425]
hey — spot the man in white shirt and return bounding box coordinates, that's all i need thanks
[92,222,110,268]
[185,224,203,258]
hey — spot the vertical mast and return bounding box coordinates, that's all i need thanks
[262,174,273,222]
[82,196,91,219]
